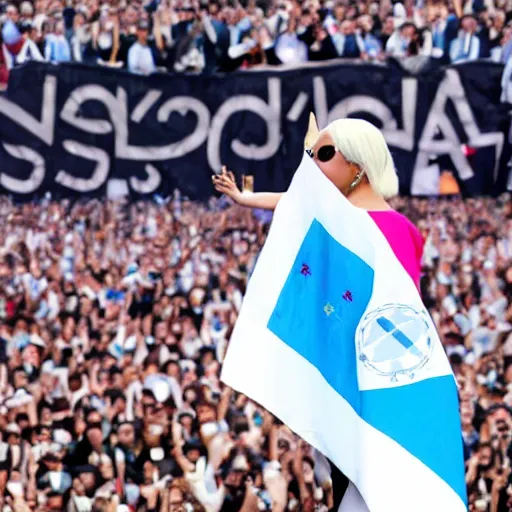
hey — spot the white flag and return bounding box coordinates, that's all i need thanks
[221,153,466,512]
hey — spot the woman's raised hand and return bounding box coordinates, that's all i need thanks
[212,166,244,203]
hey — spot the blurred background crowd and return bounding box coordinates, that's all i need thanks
[0,191,509,511]
[0,0,511,80]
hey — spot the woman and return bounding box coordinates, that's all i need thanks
[213,118,424,289]
[213,118,425,510]
[92,6,120,65]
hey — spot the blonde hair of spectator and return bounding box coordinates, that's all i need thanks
[323,118,399,199]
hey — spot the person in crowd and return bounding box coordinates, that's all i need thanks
[44,18,71,63]
[308,23,338,61]
[358,14,383,60]
[92,5,120,66]
[488,10,506,54]
[332,18,367,59]
[386,21,428,57]
[429,3,460,61]
[0,32,8,89]
[377,14,396,50]
[273,16,308,65]
[127,18,162,75]
[450,14,481,62]
[70,9,95,64]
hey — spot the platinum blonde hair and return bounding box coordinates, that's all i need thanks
[322,118,399,199]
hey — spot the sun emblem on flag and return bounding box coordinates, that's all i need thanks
[356,304,434,382]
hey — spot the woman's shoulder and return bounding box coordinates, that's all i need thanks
[369,209,425,258]
[368,209,412,225]
[367,210,423,287]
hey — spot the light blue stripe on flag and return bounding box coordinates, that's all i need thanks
[268,219,374,414]
[268,219,466,506]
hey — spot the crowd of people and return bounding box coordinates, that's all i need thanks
[0,189,509,511]
[1,0,511,82]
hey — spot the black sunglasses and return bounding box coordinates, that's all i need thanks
[306,145,338,162]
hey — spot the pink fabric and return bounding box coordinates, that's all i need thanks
[368,210,424,289]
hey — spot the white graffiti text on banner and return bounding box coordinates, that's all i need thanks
[0,65,507,196]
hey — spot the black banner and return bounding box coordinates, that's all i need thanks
[0,60,510,200]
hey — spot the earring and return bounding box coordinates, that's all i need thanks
[348,169,364,191]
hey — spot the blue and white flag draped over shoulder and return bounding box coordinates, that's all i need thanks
[221,153,467,512]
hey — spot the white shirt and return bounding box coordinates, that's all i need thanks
[275,33,308,64]
[127,41,156,75]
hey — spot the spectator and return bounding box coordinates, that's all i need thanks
[0,32,8,89]
[358,14,382,60]
[332,19,366,59]
[19,2,34,24]
[44,19,71,63]
[92,6,120,65]
[377,14,396,50]
[450,14,481,62]
[1,20,24,70]
[429,4,460,60]
[488,10,506,52]
[70,10,94,63]
[386,21,422,57]
[273,17,308,65]
[308,24,338,61]
[127,19,160,75]
[5,4,19,25]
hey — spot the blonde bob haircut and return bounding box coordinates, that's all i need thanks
[321,118,399,199]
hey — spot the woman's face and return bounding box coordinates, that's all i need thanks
[310,132,357,194]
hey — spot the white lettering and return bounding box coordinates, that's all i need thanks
[131,90,162,123]
[287,92,309,122]
[207,78,281,172]
[115,88,210,161]
[313,76,416,151]
[414,69,504,188]
[0,75,56,145]
[0,66,507,197]
[130,164,162,194]
[56,140,109,192]
[60,84,119,134]
[1,143,45,193]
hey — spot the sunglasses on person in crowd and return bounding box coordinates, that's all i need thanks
[306,145,338,162]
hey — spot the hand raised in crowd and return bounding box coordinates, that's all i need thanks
[263,462,288,512]
[239,477,260,512]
